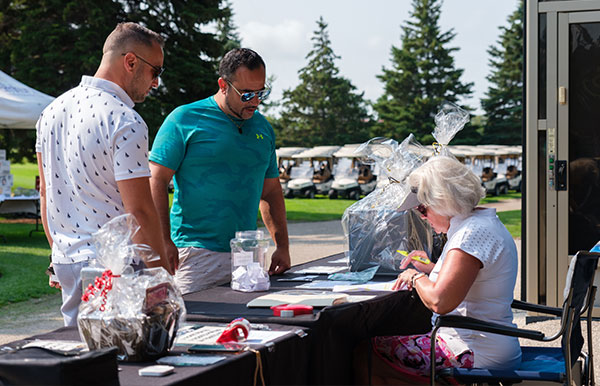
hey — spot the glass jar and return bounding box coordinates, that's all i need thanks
[230,230,270,292]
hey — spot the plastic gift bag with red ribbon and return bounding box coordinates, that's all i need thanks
[77,214,185,362]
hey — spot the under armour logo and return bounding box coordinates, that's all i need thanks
[256,134,264,140]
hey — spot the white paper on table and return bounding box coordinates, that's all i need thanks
[328,256,349,264]
[245,330,292,344]
[175,326,292,346]
[22,340,88,352]
[293,266,347,275]
[296,280,356,290]
[332,280,399,292]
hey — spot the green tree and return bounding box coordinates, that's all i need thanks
[0,0,227,161]
[118,0,227,139]
[278,17,371,147]
[0,0,126,162]
[373,0,473,144]
[216,0,241,55]
[481,1,523,145]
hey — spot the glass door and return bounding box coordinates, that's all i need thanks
[557,11,600,308]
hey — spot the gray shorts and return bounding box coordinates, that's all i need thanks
[174,247,231,295]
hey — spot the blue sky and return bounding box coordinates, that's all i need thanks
[229,0,520,115]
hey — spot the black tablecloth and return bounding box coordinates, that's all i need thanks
[1,324,310,386]
[184,253,433,385]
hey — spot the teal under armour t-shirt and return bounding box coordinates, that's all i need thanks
[149,96,279,252]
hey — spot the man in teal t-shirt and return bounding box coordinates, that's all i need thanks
[149,48,291,294]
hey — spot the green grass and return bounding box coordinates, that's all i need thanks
[283,196,357,222]
[10,162,38,190]
[0,222,57,307]
[480,191,521,204]
[497,210,522,239]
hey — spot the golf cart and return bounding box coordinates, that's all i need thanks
[473,147,510,196]
[285,145,340,198]
[448,145,512,196]
[502,145,522,192]
[276,147,307,192]
[329,144,377,199]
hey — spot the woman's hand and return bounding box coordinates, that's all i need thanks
[392,268,419,291]
[399,250,434,274]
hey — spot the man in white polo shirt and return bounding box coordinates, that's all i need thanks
[35,22,174,326]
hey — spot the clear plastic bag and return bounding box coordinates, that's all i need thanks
[341,103,470,274]
[342,135,433,273]
[77,214,185,362]
[431,101,470,156]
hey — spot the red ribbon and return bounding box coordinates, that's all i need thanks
[81,269,119,311]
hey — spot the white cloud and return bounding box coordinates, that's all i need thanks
[240,20,310,60]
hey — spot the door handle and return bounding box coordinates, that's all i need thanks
[555,160,567,190]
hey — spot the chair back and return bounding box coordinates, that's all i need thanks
[561,251,600,368]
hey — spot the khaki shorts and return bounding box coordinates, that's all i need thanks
[174,247,231,295]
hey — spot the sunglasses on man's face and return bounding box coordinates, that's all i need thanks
[416,204,428,217]
[122,52,165,79]
[226,80,271,102]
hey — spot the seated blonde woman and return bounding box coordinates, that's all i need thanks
[358,156,521,385]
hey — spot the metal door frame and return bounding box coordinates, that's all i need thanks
[526,1,600,313]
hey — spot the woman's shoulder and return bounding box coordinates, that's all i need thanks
[449,209,516,265]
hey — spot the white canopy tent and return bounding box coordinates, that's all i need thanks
[0,70,54,129]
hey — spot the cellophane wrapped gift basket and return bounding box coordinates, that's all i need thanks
[341,102,470,274]
[77,214,185,362]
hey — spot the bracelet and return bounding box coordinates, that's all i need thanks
[411,272,426,287]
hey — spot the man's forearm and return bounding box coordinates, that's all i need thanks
[37,153,53,248]
[149,178,172,242]
[128,205,167,259]
[260,192,289,250]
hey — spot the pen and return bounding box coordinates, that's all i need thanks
[397,250,431,265]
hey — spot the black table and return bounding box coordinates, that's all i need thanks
[1,323,310,385]
[184,253,432,385]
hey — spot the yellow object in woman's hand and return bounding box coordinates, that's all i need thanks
[411,255,431,265]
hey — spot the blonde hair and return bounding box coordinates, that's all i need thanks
[408,156,485,217]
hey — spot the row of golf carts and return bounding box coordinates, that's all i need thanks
[278,145,378,199]
[277,144,522,199]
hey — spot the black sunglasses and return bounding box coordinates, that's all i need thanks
[226,80,271,102]
[122,52,164,79]
[416,204,428,217]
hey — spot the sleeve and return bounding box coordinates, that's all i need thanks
[113,113,151,181]
[263,121,279,179]
[35,111,44,153]
[149,108,187,172]
[446,219,505,268]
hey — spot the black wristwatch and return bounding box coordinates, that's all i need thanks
[46,254,54,276]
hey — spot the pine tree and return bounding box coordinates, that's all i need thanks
[0,0,126,162]
[0,0,227,161]
[481,1,523,145]
[278,17,371,147]
[216,0,241,55]
[120,0,227,138]
[373,0,473,145]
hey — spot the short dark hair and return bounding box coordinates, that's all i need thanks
[103,22,164,54]
[219,48,265,80]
